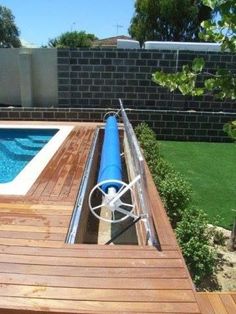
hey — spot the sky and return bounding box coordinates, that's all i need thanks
[1,0,135,47]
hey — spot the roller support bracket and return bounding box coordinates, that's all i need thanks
[103,110,121,122]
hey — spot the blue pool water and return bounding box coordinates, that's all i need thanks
[0,128,58,183]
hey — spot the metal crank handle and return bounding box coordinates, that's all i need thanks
[109,175,141,206]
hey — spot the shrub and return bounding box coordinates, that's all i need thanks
[135,123,160,165]
[152,157,174,186]
[159,172,192,226]
[135,122,156,142]
[176,207,217,285]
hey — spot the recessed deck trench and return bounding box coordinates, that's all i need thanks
[66,106,159,247]
[67,127,140,245]
[86,127,139,245]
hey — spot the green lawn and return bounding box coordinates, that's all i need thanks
[159,141,236,229]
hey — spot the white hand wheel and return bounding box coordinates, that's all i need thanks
[88,179,136,223]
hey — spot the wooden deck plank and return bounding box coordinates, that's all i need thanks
[0,208,71,217]
[0,225,68,234]
[0,285,196,302]
[0,254,184,268]
[0,203,72,210]
[220,294,236,314]
[144,163,178,249]
[0,230,65,241]
[0,263,188,278]
[0,273,192,289]
[195,294,215,314]
[0,298,201,313]
[196,293,236,314]
[0,213,70,227]
[208,294,228,314]
[0,237,163,248]
[0,244,181,258]
[231,293,236,303]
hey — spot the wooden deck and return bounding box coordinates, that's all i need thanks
[196,292,236,314]
[0,121,202,313]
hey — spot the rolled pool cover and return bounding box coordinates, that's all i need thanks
[98,116,122,192]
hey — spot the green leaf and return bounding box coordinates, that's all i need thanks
[202,0,218,9]
[192,58,205,73]
[179,83,192,95]
[193,88,204,96]
[223,121,236,140]
[204,78,216,90]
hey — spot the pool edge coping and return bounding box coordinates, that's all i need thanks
[0,124,74,195]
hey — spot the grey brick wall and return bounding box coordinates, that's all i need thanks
[1,107,235,142]
[58,48,236,112]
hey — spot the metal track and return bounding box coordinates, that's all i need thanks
[119,99,160,248]
[65,128,100,243]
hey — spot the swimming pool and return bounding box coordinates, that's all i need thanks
[0,128,58,183]
[0,124,74,195]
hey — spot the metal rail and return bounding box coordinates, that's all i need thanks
[119,99,160,248]
[65,128,100,244]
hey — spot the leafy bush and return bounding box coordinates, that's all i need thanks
[135,122,160,166]
[176,207,217,285]
[159,172,192,226]
[135,122,156,141]
[223,120,236,141]
[152,157,174,186]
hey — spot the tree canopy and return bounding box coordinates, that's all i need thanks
[48,31,97,48]
[129,0,214,44]
[152,0,236,99]
[0,5,21,47]
[152,0,236,139]
[201,0,235,52]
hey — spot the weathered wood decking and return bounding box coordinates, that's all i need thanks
[196,292,236,314]
[0,121,202,313]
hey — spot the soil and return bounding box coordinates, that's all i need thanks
[198,225,236,291]
[214,226,236,291]
[216,244,236,291]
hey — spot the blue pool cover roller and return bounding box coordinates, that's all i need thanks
[98,116,122,192]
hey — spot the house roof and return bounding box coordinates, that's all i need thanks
[93,35,131,47]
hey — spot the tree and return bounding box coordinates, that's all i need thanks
[0,5,21,47]
[48,31,97,48]
[129,0,214,44]
[152,0,236,139]
[152,0,235,98]
[152,0,236,98]
[201,0,235,52]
